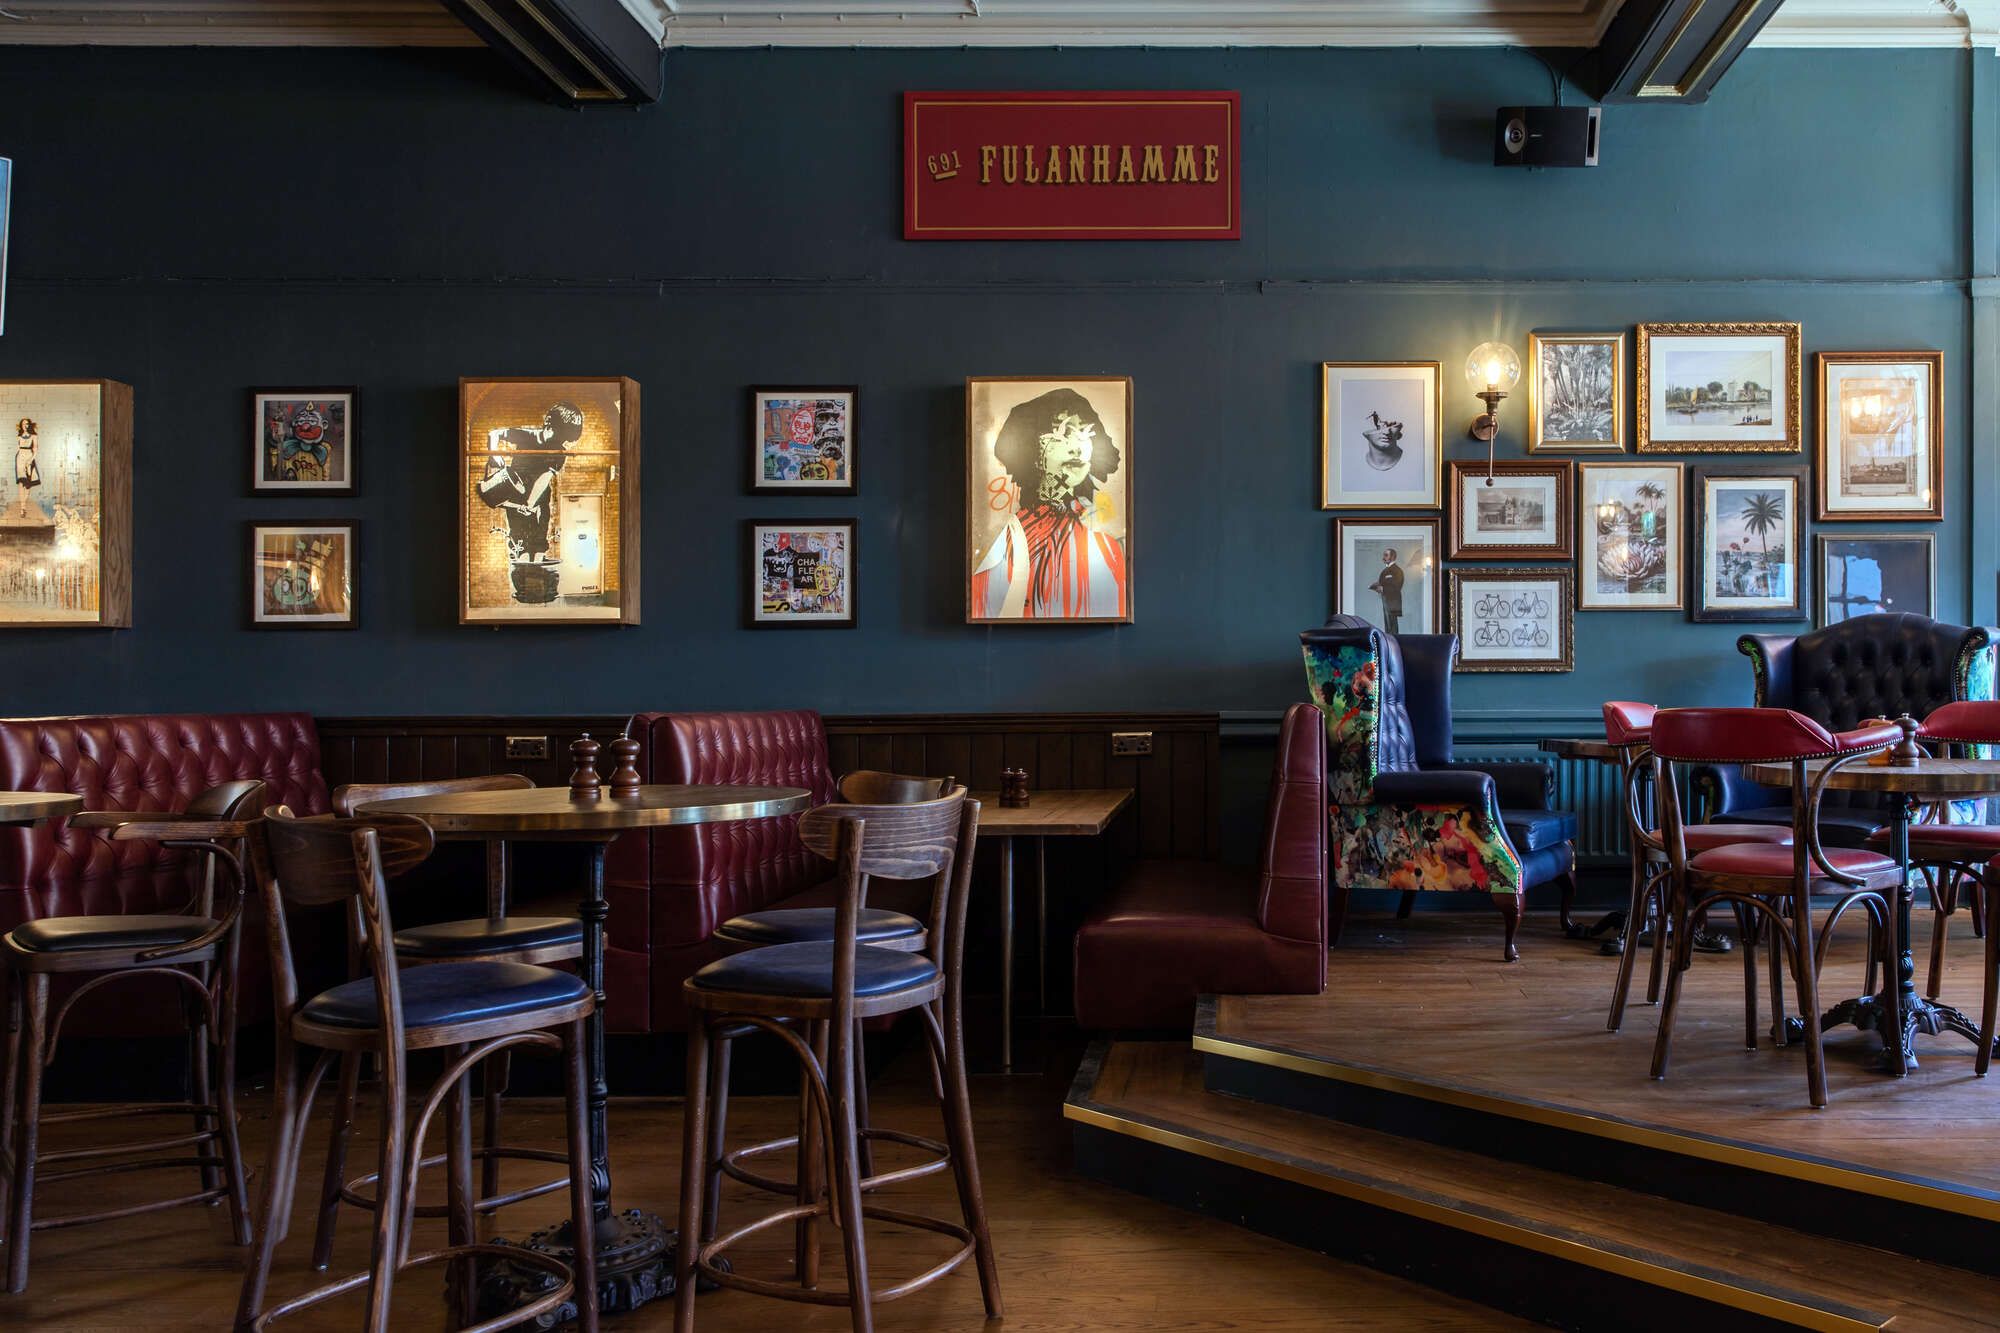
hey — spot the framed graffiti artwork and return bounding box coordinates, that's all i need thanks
[966,375,1132,625]
[747,519,857,628]
[250,387,357,495]
[750,386,857,494]
[0,379,131,628]
[248,520,357,629]
[458,376,640,626]
[1448,567,1575,673]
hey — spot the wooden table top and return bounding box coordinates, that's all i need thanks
[1744,755,2000,798]
[355,783,811,835]
[0,791,83,825]
[967,787,1133,837]
[1539,737,1622,763]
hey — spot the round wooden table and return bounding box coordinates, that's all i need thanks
[1745,755,2000,1075]
[355,783,810,1316]
[0,791,83,826]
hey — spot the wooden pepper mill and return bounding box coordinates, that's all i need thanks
[568,733,603,800]
[1000,767,1031,809]
[1888,713,1925,768]
[608,737,643,797]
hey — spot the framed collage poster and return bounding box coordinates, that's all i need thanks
[1333,518,1440,635]
[251,388,357,494]
[1692,465,1806,623]
[748,520,856,627]
[1577,462,1683,612]
[1818,533,1934,625]
[1320,362,1441,509]
[1449,567,1574,673]
[459,376,640,625]
[0,379,131,628]
[1528,333,1624,453]
[1445,459,1571,560]
[1815,351,1941,521]
[248,521,356,629]
[966,376,1132,625]
[750,386,856,495]
[1637,322,1801,454]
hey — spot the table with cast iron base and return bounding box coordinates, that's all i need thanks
[356,782,810,1318]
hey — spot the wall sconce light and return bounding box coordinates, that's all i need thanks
[1465,342,1522,445]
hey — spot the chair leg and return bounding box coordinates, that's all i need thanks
[1395,890,1417,921]
[4,973,48,1293]
[0,969,20,1244]
[673,1016,711,1333]
[827,1024,874,1333]
[1980,876,1999,1077]
[1557,856,1580,937]
[364,1050,407,1333]
[796,1020,827,1290]
[1790,889,1828,1109]
[1650,889,1693,1081]
[1607,855,1651,1032]
[212,961,252,1247]
[1864,913,1880,997]
[701,1033,731,1244]
[1738,903,1759,1050]
[236,1044,307,1329]
[1927,868,1954,1001]
[1972,877,1988,940]
[852,1020,874,1180]
[563,1018,599,1333]
[185,964,222,1201]
[1646,882,1669,1005]
[1327,881,1351,948]
[1767,911,1788,1048]
[934,1002,1001,1317]
[480,1048,512,1206]
[445,1049,478,1322]
[1495,893,1521,962]
[310,1051,361,1271]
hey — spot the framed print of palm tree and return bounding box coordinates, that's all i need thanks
[1691,464,1806,622]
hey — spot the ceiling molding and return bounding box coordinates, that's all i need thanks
[1758,0,2000,48]
[0,3,478,46]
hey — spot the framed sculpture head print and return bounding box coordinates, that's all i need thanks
[1320,362,1441,508]
[459,376,640,625]
[966,376,1132,624]
[0,379,131,627]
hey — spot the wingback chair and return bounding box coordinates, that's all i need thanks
[1700,613,1996,846]
[1301,616,1577,961]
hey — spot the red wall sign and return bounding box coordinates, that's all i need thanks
[904,90,1241,241]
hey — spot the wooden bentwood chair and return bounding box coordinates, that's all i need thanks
[3,779,264,1293]
[237,808,598,1333]
[311,777,583,1271]
[674,786,1001,1333]
[1646,709,1904,1108]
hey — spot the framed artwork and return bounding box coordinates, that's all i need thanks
[1691,465,1806,622]
[1816,351,1942,521]
[1818,533,1934,625]
[0,379,131,627]
[0,157,10,335]
[1449,567,1574,673]
[1333,518,1441,635]
[248,521,356,629]
[748,519,856,628]
[750,386,856,494]
[1577,462,1683,612]
[1528,333,1624,452]
[1637,322,1802,454]
[966,375,1132,625]
[1319,361,1441,509]
[459,376,640,626]
[1446,459,1572,560]
[250,388,357,494]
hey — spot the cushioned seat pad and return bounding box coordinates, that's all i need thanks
[714,908,923,947]
[6,914,214,954]
[301,961,589,1031]
[1717,806,1883,846]
[392,916,582,958]
[1669,823,1795,852]
[1872,824,2000,856]
[1502,808,1578,853]
[1688,844,1896,878]
[690,942,936,999]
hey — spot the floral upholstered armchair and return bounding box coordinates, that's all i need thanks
[1301,615,1577,961]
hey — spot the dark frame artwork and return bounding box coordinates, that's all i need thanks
[1445,458,1573,560]
[748,385,858,495]
[246,518,358,630]
[249,386,359,496]
[1448,566,1576,673]
[745,517,858,629]
[1690,464,1808,623]
[1817,533,1935,626]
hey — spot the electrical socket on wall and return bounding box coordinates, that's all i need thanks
[1111,732,1154,756]
[505,736,551,760]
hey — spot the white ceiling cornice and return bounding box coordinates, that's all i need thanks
[1758,0,2000,47]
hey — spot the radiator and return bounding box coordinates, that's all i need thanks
[1455,745,1633,868]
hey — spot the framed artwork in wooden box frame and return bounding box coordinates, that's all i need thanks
[1333,517,1441,635]
[1577,461,1683,612]
[1691,464,1807,623]
[749,386,857,495]
[250,387,357,495]
[248,520,357,629]
[1446,459,1572,560]
[1815,351,1943,521]
[1637,322,1802,454]
[1818,532,1934,626]
[966,375,1132,625]
[1319,361,1441,509]
[747,518,857,628]
[459,376,640,626]
[1528,332,1625,453]
[1449,566,1574,673]
[0,379,131,628]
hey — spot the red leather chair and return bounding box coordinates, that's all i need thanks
[1073,702,1326,1030]
[1893,701,2000,999]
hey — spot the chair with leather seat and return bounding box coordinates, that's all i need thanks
[1647,708,1904,1107]
[1886,701,2000,999]
[309,775,583,1269]
[2,778,263,1293]
[674,788,1001,1333]
[236,807,597,1333]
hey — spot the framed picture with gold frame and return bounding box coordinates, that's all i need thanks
[1815,350,1943,521]
[0,379,131,628]
[459,376,640,625]
[1527,332,1624,453]
[1636,322,1802,454]
[1445,459,1572,560]
[1577,461,1683,612]
[1319,361,1442,509]
[1448,567,1574,673]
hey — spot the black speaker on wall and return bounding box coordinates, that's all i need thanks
[1494,106,1601,168]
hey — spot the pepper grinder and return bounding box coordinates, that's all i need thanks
[607,737,643,797]
[1000,767,1031,808]
[568,733,603,800]
[1888,713,1925,769]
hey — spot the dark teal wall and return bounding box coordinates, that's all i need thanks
[0,46,1981,726]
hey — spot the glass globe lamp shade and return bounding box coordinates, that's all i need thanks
[1465,342,1522,393]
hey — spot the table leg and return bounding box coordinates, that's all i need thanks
[999,836,1015,1074]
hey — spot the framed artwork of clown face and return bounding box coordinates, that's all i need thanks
[251,388,358,495]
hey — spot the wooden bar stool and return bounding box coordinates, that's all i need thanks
[311,776,583,1270]
[2,779,263,1293]
[236,808,597,1333]
[674,787,1001,1333]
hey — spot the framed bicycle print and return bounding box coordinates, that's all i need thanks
[1449,567,1574,673]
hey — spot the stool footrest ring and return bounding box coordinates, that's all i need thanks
[697,1201,974,1308]
[250,1241,573,1333]
[720,1125,952,1197]
[338,1147,570,1217]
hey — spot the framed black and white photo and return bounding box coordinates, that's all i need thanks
[1577,462,1683,612]
[750,386,856,494]
[1528,333,1624,452]
[748,519,857,628]
[1319,361,1441,509]
[1818,533,1934,625]
[1637,322,1801,454]
[1449,567,1574,673]
[1445,459,1571,560]
[251,388,357,494]
[1816,351,1941,521]
[1692,465,1807,623]
[1333,518,1440,635]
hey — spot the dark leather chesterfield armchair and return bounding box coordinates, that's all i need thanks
[1302,616,1577,960]
[1701,613,1996,846]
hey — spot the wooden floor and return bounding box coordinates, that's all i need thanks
[2,1047,1530,1330]
[1212,908,2000,1203]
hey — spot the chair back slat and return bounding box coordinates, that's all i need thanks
[838,770,951,805]
[331,773,531,818]
[260,808,434,908]
[798,790,965,881]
